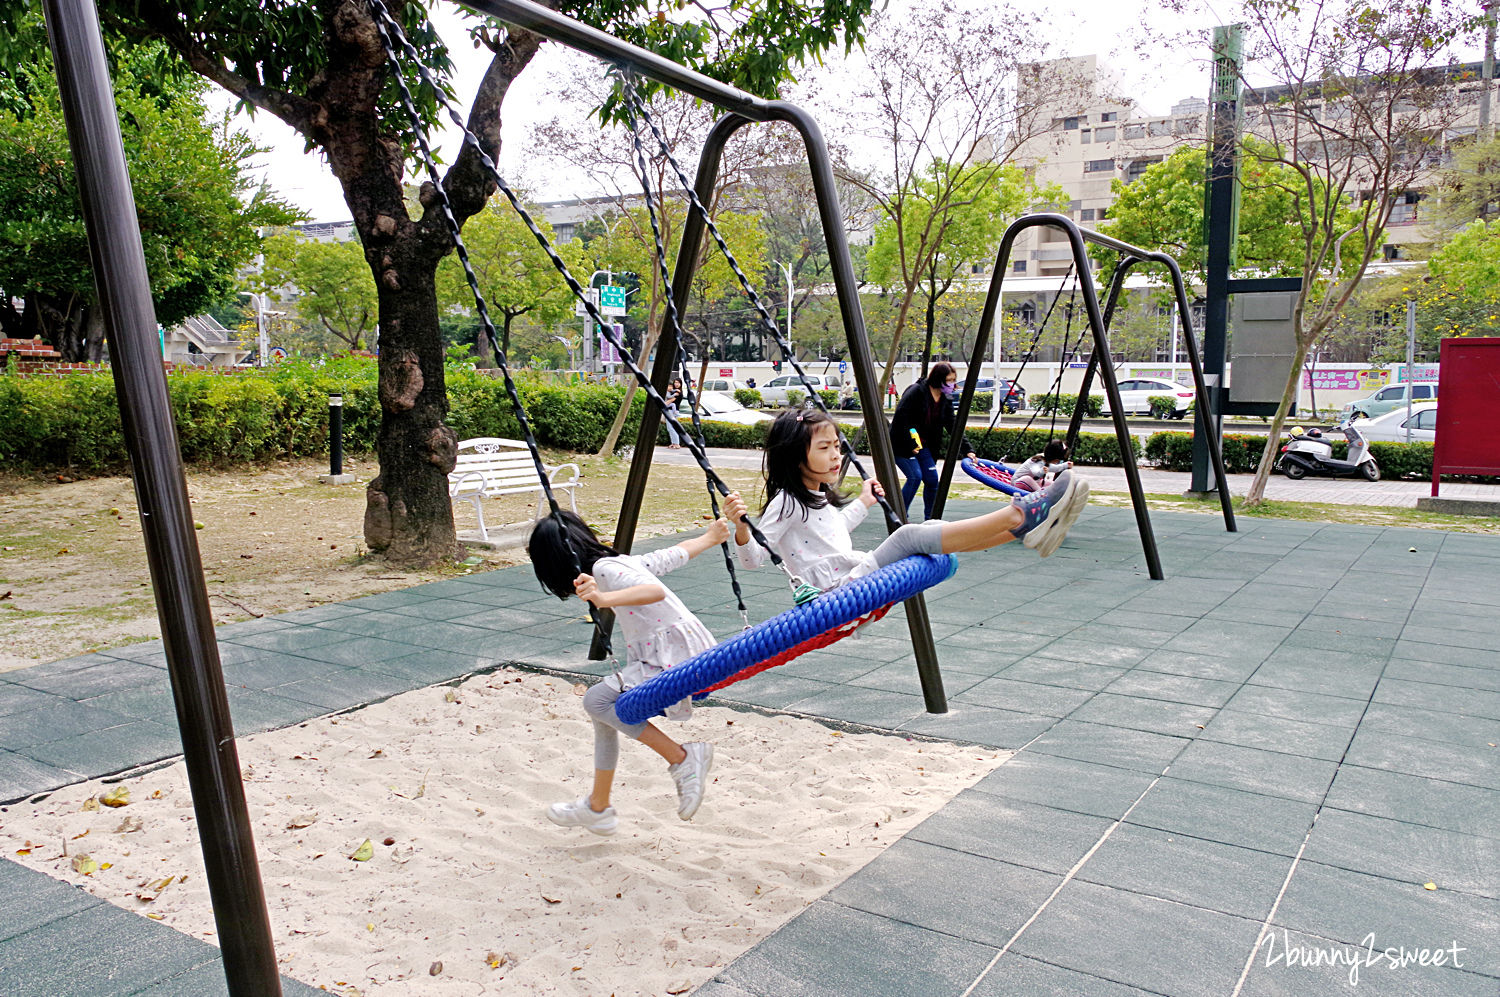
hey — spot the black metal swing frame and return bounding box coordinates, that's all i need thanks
[453,0,950,711]
[932,213,1237,582]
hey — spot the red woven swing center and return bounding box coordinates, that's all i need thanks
[697,603,898,695]
[972,461,1013,484]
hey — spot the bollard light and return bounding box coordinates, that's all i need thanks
[328,394,344,477]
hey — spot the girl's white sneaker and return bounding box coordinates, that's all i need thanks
[546,797,618,836]
[669,742,714,820]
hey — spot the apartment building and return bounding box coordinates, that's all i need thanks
[1003,55,1208,278]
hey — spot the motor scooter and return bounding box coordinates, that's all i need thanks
[1275,422,1380,481]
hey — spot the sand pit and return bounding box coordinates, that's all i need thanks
[1,669,1007,996]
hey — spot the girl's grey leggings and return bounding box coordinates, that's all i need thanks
[583,679,647,770]
[871,520,946,568]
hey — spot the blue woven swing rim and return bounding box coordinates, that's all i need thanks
[614,553,958,725]
[960,457,1029,496]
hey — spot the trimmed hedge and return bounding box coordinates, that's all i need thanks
[0,360,646,471]
[1142,430,1436,480]
[733,388,762,408]
[1034,392,1103,418]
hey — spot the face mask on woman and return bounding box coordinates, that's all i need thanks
[940,382,956,398]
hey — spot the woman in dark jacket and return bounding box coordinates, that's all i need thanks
[888,362,974,520]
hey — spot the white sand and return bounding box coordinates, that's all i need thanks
[1,669,1006,996]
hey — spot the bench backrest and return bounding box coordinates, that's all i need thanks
[451,437,554,489]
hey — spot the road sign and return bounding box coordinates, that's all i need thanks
[599,284,627,316]
[573,288,599,318]
[838,360,847,374]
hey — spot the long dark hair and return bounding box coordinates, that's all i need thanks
[527,510,618,599]
[762,408,849,516]
[926,362,957,390]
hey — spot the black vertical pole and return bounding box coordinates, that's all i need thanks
[775,102,945,713]
[329,394,345,477]
[40,1,282,993]
[1193,24,1243,494]
[593,114,752,661]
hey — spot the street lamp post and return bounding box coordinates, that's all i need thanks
[775,261,794,362]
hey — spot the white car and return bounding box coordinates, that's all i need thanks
[677,390,772,426]
[758,372,846,406]
[697,377,747,394]
[1096,377,1196,418]
[1356,402,1437,443]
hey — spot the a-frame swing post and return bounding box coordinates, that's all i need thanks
[596,101,947,713]
[770,101,946,715]
[1064,262,1130,450]
[937,213,1164,580]
[41,0,282,992]
[588,114,752,660]
[1066,252,1236,533]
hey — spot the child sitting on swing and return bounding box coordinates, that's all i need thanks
[528,509,737,835]
[724,410,1088,594]
[1009,439,1074,493]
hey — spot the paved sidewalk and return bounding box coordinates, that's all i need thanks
[652,445,1500,508]
[2,505,1498,994]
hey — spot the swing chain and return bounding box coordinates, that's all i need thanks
[366,4,795,590]
[621,85,905,531]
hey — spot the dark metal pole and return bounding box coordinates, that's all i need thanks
[1064,262,1131,450]
[592,113,753,660]
[774,102,945,713]
[1194,24,1243,493]
[40,0,281,993]
[329,394,345,477]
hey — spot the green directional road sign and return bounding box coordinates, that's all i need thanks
[599,284,627,315]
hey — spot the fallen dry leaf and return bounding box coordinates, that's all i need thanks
[286,813,319,830]
[80,797,99,812]
[429,961,443,976]
[100,786,130,808]
[541,895,561,905]
[71,854,99,875]
[350,839,374,862]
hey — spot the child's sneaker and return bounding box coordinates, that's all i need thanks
[546,796,618,836]
[1012,472,1086,557]
[1034,477,1089,557]
[669,742,714,820]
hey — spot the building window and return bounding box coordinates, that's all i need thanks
[1012,260,1027,274]
[1094,126,1116,142]
[1079,208,1097,221]
[1174,117,1200,135]
[1080,130,1091,144]
[1148,120,1171,137]
[1062,116,1081,130]
[1084,159,1114,173]
[1383,243,1406,261]
[1124,123,1145,140]
[1100,111,1118,122]
[1126,157,1162,183]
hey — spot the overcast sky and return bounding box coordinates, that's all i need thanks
[224,0,1234,222]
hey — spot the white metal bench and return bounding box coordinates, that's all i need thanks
[449,437,581,542]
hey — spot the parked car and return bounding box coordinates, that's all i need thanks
[972,377,1028,413]
[1096,377,1196,418]
[677,390,772,426]
[697,377,746,394]
[758,372,846,407]
[1356,402,1438,443]
[1341,381,1438,422]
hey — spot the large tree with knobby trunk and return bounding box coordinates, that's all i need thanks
[6,0,875,565]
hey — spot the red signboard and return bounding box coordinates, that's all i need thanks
[1432,337,1500,495]
[719,368,734,377]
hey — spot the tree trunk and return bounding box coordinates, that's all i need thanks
[1244,337,1314,506]
[921,282,937,375]
[362,252,462,565]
